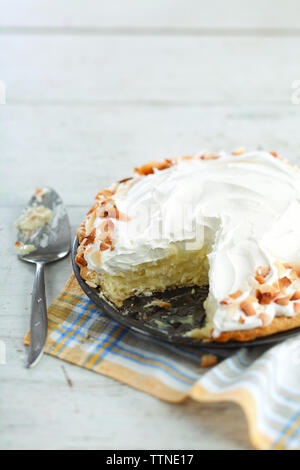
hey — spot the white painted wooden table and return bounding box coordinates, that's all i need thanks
[1,0,300,450]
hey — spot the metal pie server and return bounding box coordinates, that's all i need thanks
[15,188,71,368]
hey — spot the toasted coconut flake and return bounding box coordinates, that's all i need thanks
[294,265,300,277]
[100,242,110,251]
[229,289,243,299]
[279,276,292,290]
[269,151,284,161]
[135,159,174,176]
[98,205,109,218]
[98,202,122,220]
[220,297,231,306]
[180,155,194,161]
[98,231,112,243]
[199,153,220,160]
[98,234,112,245]
[255,275,266,285]
[256,265,271,279]
[275,296,290,306]
[260,284,277,294]
[233,147,245,156]
[86,210,96,233]
[257,284,280,297]
[258,292,273,305]
[157,301,171,308]
[260,265,271,277]
[240,299,256,316]
[135,161,157,175]
[144,299,172,309]
[256,289,262,301]
[291,291,300,301]
[75,245,87,267]
[86,202,98,216]
[294,302,300,314]
[82,228,96,247]
[97,200,130,221]
[118,177,133,184]
[255,266,270,284]
[95,189,115,200]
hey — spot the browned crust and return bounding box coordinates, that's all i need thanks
[213,314,300,342]
[75,243,87,267]
[79,265,102,285]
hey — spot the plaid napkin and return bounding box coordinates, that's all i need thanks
[24,274,300,450]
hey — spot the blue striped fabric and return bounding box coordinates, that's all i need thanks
[25,274,300,450]
[195,338,300,449]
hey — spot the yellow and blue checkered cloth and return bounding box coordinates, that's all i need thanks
[25,274,300,450]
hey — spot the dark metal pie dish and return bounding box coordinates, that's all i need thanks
[72,237,300,349]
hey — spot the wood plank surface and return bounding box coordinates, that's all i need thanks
[0,0,300,31]
[2,104,300,205]
[0,34,299,104]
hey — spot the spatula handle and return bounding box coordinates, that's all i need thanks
[26,262,48,368]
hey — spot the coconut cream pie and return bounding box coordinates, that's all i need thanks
[75,150,300,342]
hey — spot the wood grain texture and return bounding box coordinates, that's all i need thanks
[1,0,300,451]
[2,103,300,449]
[0,34,299,104]
[0,204,251,450]
[1,104,300,206]
[0,0,300,30]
